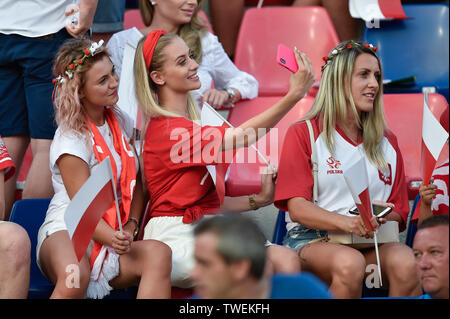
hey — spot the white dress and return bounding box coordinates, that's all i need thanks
[106,27,259,104]
[36,110,138,299]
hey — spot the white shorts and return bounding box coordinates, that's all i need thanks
[36,201,69,273]
[143,216,196,289]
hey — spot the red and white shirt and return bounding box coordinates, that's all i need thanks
[0,136,15,182]
[411,158,449,222]
[274,117,409,232]
[430,158,449,216]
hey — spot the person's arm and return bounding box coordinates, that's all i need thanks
[221,166,276,212]
[287,197,379,237]
[417,181,436,226]
[222,48,315,150]
[0,171,5,221]
[122,169,148,238]
[57,153,131,254]
[65,0,98,38]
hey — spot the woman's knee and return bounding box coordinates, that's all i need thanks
[0,223,31,268]
[141,240,172,273]
[268,245,301,273]
[384,243,418,283]
[332,249,366,284]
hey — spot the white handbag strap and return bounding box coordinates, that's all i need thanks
[306,120,318,204]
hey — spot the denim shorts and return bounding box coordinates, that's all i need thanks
[283,224,328,252]
[92,0,126,33]
[0,28,71,139]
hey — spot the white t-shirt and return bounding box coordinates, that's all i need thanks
[47,110,137,217]
[106,27,259,104]
[0,0,72,37]
[274,118,410,232]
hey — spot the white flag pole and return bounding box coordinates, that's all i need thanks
[107,157,123,233]
[373,231,383,287]
[203,102,271,167]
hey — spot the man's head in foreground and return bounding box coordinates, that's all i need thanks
[413,215,449,299]
[191,214,268,299]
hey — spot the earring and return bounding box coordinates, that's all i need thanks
[151,1,156,5]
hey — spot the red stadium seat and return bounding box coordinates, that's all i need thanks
[234,7,339,96]
[225,93,449,200]
[123,9,214,34]
[123,9,145,30]
[225,96,315,196]
[383,93,449,199]
[245,0,294,6]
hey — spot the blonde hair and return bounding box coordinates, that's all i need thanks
[303,42,388,169]
[139,0,207,64]
[134,33,201,121]
[53,38,122,140]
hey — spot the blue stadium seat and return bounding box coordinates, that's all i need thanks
[9,199,54,299]
[406,194,420,248]
[272,210,287,245]
[363,4,449,100]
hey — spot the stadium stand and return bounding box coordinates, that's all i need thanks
[234,6,339,96]
[364,3,449,101]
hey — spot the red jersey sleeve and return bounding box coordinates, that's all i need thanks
[0,137,15,182]
[274,121,317,211]
[385,131,410,225]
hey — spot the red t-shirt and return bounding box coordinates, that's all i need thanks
[0,136,15,182]
[143,117,229,223]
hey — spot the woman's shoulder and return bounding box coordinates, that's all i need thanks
[107,27,143,51]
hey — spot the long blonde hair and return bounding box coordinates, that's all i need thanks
[53,38,122,140]
[303,42,388,169]
[134,33,201,121]
[139,0,207,64]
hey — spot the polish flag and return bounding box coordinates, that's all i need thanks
[64,157,119,261]
[412,95,449,223]
[421,94,449,185]
[350,0,407,22]
[343,157,375,232]
[201,102,235,204]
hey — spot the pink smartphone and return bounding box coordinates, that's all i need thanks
[277,44,298,73]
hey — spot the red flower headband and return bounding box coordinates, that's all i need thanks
[143,29,167,69]
[321,40,378,72]
[52,40,105,86]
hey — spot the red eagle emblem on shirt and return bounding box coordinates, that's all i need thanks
[378,163,392,185]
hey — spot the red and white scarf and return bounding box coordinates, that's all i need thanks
[86,108,136,298]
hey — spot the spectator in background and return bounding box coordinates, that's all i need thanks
[0,136,15,221]
[274,40,421,298]
[0,0,98,220]
[209,0,361,59]
[107,0,258,110]
[36,38,172,299]
[191,214,332,299]
[413,215,449,299]
[415,107,449,226]
[91,0,126,44]
[0,136,30,299]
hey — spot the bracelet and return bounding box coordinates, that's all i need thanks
[126,217,139,228]
[248,194,258,210]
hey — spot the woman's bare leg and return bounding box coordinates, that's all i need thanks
[39,230,91,299]
[109,239,172,299]
[299,242,366,298]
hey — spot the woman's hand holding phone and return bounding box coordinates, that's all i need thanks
[286,47,315,102]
